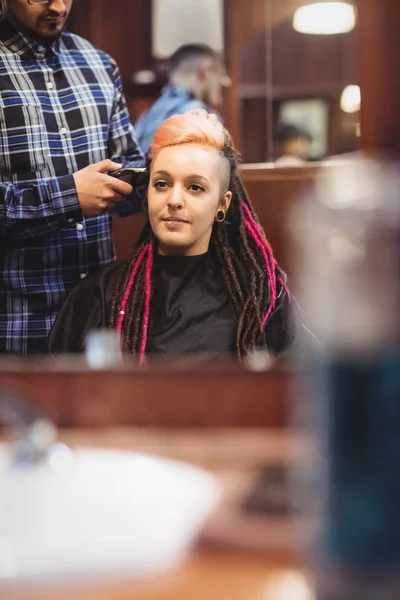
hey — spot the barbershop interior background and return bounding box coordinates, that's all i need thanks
[2,1,400,599]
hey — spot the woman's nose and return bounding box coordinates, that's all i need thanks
[167,185,184,209]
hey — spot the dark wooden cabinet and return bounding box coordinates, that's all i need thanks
[357,0,400,155]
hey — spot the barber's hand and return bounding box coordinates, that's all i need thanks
[73,160,133,217]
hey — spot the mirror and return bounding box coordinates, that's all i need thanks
[67,0,360,165]
[238,0,359,163]
[3,0,361,366]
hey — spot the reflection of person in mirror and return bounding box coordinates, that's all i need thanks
[135,44,228,154]
[274,123,311,166]
[49,111,317,362]
[0,0,144,355]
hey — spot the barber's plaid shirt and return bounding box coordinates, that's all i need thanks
[0,15,144,354]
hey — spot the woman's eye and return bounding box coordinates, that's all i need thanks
[154,181,168,189]
[189,184,205,192]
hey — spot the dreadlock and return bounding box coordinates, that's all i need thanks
[109,112,289,362]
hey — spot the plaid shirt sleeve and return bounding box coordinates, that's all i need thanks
[0,56,144,237]
[0,174,82,239]
[107,59,146,216]
[107,59,143,166]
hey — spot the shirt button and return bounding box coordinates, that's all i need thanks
[76,223,84,231]
[47,81,54,89]
[37,45,45,53]
[80,273,87,280]
[67,218,74,223]
[60,126,68,135]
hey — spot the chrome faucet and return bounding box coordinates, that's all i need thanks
[0,391,58,465]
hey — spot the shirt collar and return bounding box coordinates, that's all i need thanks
[161,84,195,100]
[0,13,61,59]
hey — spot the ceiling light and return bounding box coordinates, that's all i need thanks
[340,85,361,113]
[293,2,355,35]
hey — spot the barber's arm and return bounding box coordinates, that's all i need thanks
[0,160,132,240]
[0,174,81,239]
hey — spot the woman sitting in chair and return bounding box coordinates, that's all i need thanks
[49,111,311,363]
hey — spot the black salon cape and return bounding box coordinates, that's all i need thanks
[48,251,310,358]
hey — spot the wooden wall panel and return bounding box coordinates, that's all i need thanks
[0,366,292,429]
[67,0,93,41]
[357,0,400,154]
[223,0,268,149]
[241,98,268,164]
[68,0,155,122]
[240,166,317,276]
[68,0,152,80]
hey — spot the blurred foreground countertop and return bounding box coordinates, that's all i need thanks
[1,427,314,600]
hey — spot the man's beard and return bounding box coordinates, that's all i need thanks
[36,25,65,43]
[5,11,67,43]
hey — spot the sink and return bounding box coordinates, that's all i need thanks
[0,444,220,589]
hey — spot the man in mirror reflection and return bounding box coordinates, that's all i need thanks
[135,44,227,155]
[0,0,144,355]
[274,123,312,166]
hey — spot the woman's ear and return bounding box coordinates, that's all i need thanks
[219,190,232,214]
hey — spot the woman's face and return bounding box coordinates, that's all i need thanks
[148,144,232,256]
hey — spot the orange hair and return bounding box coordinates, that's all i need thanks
[148,111,230,161]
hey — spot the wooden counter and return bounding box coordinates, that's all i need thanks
[0,360,299,429]
[4,553,312,600]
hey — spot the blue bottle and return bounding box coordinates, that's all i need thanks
[291,156,400,598]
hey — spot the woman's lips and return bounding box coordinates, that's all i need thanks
[162,218,188,228]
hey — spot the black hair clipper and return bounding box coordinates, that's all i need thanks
[110,167,148,187]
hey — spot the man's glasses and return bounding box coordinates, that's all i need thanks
[27,0,50,5]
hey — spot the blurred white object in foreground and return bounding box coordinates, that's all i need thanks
[0,445,220,590]
[291,154,400,355]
